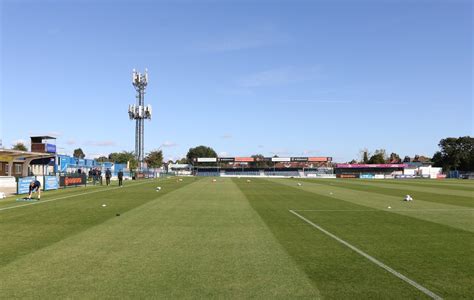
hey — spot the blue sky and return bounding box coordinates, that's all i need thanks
[1,0,472,162]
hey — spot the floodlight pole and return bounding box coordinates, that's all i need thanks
[129,69,152,171]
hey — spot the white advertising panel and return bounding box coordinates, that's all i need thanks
[271,157,291,162]
[197,158,217,162]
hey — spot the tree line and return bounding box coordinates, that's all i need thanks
[352,136,473,172]
[11,136,472,172]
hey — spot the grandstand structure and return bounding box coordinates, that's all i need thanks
[193,157,334,178]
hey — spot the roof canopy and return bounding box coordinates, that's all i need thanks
[0,149,54,162]
[30,136,57,143]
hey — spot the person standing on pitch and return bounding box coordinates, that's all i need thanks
[105,168,112,186]
[27,179,41,200]
[98,169,103,185]
[92,168,97,185]
[118,170,124,187]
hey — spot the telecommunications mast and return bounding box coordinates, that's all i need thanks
[128,68,152,171]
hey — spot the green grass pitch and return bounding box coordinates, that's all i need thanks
[0,177,472,299]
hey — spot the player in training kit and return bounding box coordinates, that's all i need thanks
[105,168,112,186]
[28,180,41,200]
[118,170,124,187]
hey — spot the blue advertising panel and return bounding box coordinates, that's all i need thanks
[85,159,94,167]
[102,162,113,169]
[58,156,69,172]
[44,176,59,191]
[17,176,36,194]
[46,143,57,153]
[360,174,375,179]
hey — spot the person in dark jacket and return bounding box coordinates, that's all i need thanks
[98,169,103,185]
[105,168,112,186]
[118,170,124,187]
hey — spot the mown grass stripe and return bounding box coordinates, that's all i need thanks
[361,179,474,192]
[305,179,474,208]
[336,179,472,198]
[0,180,153,212]
[289,209,443,300]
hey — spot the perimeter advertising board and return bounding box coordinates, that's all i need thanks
[59,174,87,187]
[272,157,291,162]
[196,158,217,163]
[44,175,59,190]
[17,176,36,194]
[234,157,254,162]
[291,157,308,162]
[218,157,235,162]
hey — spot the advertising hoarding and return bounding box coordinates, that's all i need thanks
[17,176,36,194]
[59,174,87,187]
[197,158,217,162]
[235,157,254,162]
[45,143,56,153]
[218,157,235,162]
[336,164,407,168]
[44,176,59,190]
[291,157,308,162]
[308,157,330,162]
[271,157,291,162]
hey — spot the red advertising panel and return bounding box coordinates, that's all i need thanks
[308,157,329,162]
[234,157,254,162]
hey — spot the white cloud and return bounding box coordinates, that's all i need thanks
[303,149,319,155]
[28,131,62,138]
[85,140,117,147]
[279,99,352,104]
[199,27,288,53]
[269,149,291,156]
[66,139,76,145]
[161,141,178,147]
[219,151,229,157]
[238,66,321,88]
[220,134,232,139]
[88,153,108,159]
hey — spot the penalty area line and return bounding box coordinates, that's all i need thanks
[0,180,153,213]
[289,209,443,300]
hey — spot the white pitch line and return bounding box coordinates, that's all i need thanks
[289,209,443,300]
[0,180,154,213]
[295,209,474,212]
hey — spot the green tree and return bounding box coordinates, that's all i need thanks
[186,145,217,164]
[359,149,370,163]
[388,152,401,164]
[177,158,188,164]
[96,156,109,162]
[145,150,163,168]
[73,148,85,159]
[12,142,28,151]
[109,151,138,170]
[368,149,386,164]
[432,136,474,171]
